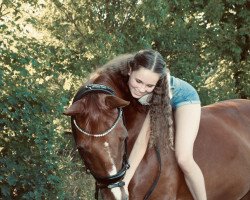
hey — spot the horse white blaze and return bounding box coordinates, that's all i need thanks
[104,142,122,200]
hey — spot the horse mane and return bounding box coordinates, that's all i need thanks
[77,93,118,134]
[90,53,133,92]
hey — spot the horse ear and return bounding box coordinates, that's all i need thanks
[105,95,130,109]
[63,100,84,116]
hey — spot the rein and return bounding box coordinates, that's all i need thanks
[143,146,161,200]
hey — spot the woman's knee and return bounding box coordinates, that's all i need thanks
[175,152,195,172]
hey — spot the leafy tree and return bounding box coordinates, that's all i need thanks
[201,0,250,101]
[47,0,249,103]
[0,1,92,199]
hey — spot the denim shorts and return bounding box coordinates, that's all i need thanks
[170,76,200,110]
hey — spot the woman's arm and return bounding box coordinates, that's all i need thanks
[123,112,151,188]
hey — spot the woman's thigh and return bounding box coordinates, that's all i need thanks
[174,104,201,157]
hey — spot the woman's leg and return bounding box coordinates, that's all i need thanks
[174,104,207,200]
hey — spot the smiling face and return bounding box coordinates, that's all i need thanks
[128,67,161,99]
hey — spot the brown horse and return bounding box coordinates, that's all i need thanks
[64,56,250,200]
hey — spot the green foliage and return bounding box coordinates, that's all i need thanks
[0,0,249,199]
[0,2,92,198]
[42,0,249,103]
[1,27,62,199]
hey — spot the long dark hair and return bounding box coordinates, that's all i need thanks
[129,50,174,149]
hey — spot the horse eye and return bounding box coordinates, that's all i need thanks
[77,147,84,153]
[77,146,88,154]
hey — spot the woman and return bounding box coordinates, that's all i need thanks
[122,49,207,200]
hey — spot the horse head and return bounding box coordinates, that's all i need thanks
[64,84,130,200]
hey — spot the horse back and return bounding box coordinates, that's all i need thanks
[199,99,250,147]
[127,99,250,199]
[194,99,250,199]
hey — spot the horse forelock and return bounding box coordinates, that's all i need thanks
[77,93,118,135]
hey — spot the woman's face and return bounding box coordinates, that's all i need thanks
[128,67,161,99]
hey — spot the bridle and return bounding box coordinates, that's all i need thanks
[71,84,161,200]
[71,84,130,199]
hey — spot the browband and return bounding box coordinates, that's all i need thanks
[73,84,115,102]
